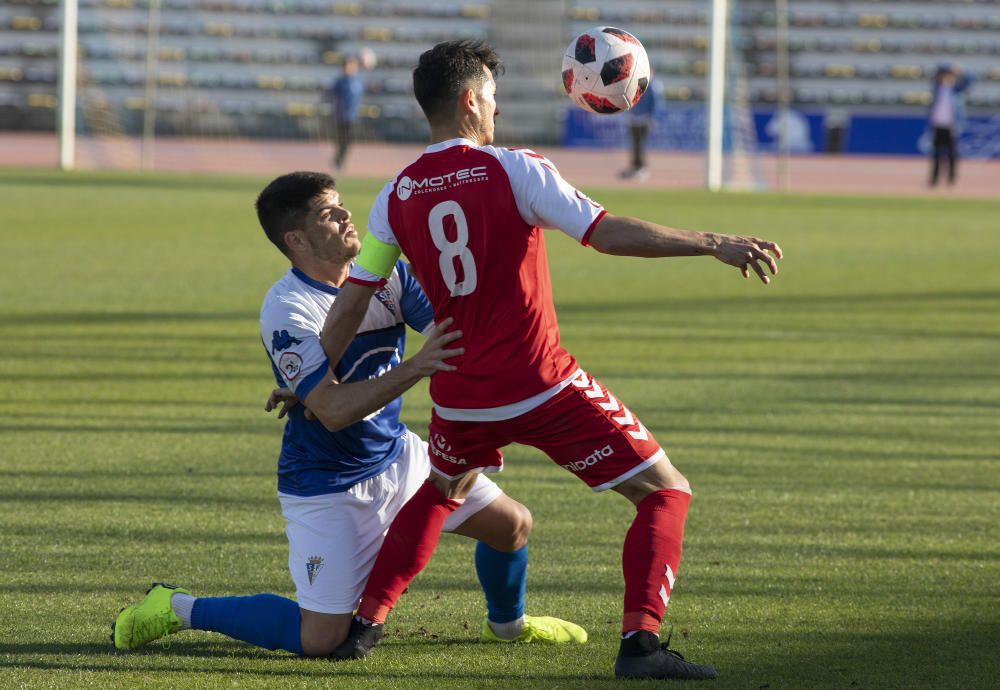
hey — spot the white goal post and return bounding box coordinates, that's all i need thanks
[706,0,728,191]
[58,0,79,170]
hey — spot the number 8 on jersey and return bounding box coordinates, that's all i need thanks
[428,200,478,297]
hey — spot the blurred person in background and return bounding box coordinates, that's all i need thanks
[620,78,661,181]
[927,64,973,187]
[328,54,365,171]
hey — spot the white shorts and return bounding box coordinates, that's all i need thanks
[278,429,504,614]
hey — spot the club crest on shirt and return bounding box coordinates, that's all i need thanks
[278,352,303,381]
[373,286,398,317]
[271,329,303,354]
[306,555,324,585]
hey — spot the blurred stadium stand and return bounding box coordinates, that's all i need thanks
[0,0,998,145]
[567,0,1000,112]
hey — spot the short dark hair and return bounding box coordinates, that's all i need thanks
[413,39,503,125]
[255,171,335,256]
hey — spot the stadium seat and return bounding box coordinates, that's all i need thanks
[2,0,997,141]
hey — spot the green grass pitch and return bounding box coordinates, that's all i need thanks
[1,168,998,689]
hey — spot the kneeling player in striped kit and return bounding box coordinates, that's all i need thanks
[110,172,585,657]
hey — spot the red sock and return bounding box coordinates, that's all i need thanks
[356,480,461,624]
[621,488,691,635]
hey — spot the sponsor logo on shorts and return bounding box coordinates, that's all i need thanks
[430,433,466,465]
[306,555,324,585]
[562,444,614,473]
[396,166,488,200]
[432,433,452,452]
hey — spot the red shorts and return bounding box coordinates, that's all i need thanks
[428,370,665,492]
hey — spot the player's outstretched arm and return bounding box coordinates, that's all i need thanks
[588,213,783,284]
[299,318,464,433]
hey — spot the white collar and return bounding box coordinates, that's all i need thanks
[424,138,479,153]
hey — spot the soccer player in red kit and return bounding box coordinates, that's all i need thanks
[321,40,782,680]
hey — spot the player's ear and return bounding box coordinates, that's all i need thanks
[283,229,306,253]
[458,86,477,116]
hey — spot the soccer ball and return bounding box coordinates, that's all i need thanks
[561,26,651,115]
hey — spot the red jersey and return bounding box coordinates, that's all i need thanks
[349,138,605,421]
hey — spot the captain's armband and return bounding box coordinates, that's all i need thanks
[355,233,402,279]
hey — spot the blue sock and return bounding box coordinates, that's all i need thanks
[475,542,527,623]
[191,594,304,656]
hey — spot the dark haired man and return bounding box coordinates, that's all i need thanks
[321,39,783,680]
[111,171,586,657]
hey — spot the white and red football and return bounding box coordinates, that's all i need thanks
[562,26,651,115]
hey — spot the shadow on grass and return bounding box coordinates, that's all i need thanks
[0,310,257,326]
[0,397,258,409]
[5,290,998,329]
[663,421,984,445]
[0,642,134,656]
[692,540,1000,569]
[0,581,293,595]
[0,349,261,365]
[0,372,262,384]
[3,622,998,687]
[786,394,1000,411]
[0,640,609,682]
[679,440,997,463]
[0,423,272,435]
[599,369,1000,384]
[0,468,272,480]
[712,620,1000,689]
[556,289,1000,315]
[0,331,252,344]
[0,490,275,507]
[0,640,289,662]
[2,524,283,546]
[0,173,260,193]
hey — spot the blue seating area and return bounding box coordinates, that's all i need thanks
[1,0,998,140]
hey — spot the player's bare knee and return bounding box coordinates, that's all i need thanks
[650,471,690,497]
[506,502,533,551]
[452,472,480,499]
[615,457,690,505]
[660,467,690,493]
[483,504,530,552]
[428,471,476,499]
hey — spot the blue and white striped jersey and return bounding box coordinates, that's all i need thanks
[259,261,434,497]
